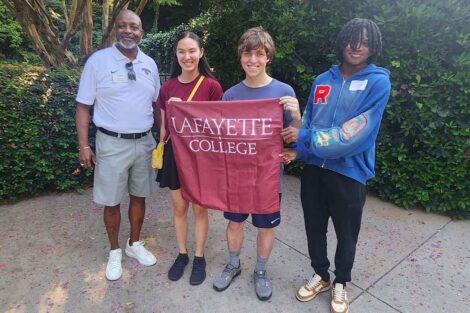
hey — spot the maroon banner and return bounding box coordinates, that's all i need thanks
[166,99,283,214]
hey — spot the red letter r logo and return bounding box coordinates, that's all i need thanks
[313,85,331,104]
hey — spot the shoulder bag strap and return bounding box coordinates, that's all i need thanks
[163,75,205,142]
[187,75,205,101]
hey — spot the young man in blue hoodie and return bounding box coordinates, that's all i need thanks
[281,18,391,313]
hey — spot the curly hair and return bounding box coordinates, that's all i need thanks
[335,18,383,64]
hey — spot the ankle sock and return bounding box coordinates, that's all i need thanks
[254,255,268,272]
[178,252,189,259]
[229,251,240,268]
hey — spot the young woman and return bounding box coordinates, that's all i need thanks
[156,31,223,285]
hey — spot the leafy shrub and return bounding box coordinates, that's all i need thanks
[0,2,35,62]
[363,0,470,217]
[142,0,469,216]
[141,24,189,76]
[0,64,92,201]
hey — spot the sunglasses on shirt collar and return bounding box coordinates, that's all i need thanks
[126,62,136,81]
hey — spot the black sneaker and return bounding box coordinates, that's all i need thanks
[189,256,206,285]
[168,253,189,281]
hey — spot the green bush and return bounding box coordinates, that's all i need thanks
[0,64,92,201]
[2,1,467,216]
[141,0,469,216]
[0,2,35,62]
[364,0,470,217]
[140,24,189,76]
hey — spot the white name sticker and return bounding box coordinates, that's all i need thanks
[112,73,128,83]
[349,80,368,91]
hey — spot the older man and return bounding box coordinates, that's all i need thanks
[75,10,160,281]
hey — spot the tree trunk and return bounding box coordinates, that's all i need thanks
[61,0,86,50]
[151,3,160,33]
[135,0,149,15]
[101,0,131,47]
[3,0,78,67]
[62,0,69,28]
[80,0,93,60]
[2,0,86,68]
[1,0,147,67]
[102,0,109,35]
[25,22,54,67]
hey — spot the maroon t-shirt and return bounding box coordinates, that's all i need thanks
[157,75,223,138]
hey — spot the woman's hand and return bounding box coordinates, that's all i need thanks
[168,97,183,104]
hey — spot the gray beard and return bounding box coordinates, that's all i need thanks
[117,38,138,50]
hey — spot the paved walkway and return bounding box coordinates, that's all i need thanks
[1,175,469,313]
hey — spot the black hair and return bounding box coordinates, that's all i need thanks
[169,31,216,79]
[335,18,383,64]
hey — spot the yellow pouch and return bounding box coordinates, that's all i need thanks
[152,141,165,169]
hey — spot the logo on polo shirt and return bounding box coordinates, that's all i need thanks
[141,68,151,75]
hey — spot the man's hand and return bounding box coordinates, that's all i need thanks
[280,96,301,124]
[79,147,96,169]
[76,103,95,169]
[279,148,297,165]
[281,126,299,143]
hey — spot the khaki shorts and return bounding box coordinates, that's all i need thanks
[93,130,156,206]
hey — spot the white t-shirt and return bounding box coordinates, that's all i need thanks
[76,44,160,133]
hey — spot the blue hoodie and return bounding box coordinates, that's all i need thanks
[295,64,391,185]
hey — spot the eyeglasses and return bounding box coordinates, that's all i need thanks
[126,62,136,81]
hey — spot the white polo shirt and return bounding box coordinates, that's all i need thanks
[76,44,160,133]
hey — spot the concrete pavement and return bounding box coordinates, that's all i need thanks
[1,175,469,313]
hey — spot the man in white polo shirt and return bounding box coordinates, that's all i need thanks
[75,9,160,281]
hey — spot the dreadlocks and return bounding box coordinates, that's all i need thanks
[335,18,383,64]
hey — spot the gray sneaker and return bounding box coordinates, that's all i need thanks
[254,270,272,301]
[213,264,241,291]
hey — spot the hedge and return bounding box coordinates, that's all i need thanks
[141,0,469,217]
[0,64,92,201]
[1,0,468,217]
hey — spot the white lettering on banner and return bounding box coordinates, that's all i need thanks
[189,140,257,155]
[171,117,274,136]
[171,116,274,156]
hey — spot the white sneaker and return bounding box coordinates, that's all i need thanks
[296,274,331,302]
[331,283,349,313]
[106,248,122,281]
[125,239,157,266]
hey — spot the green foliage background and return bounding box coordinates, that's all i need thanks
[0,0,468,216]
[141,0,469,216]
[0,2,38,63]
[0,65,92,201]
[0,3,22,57]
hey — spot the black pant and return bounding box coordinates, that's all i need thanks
[300,165,366,284]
